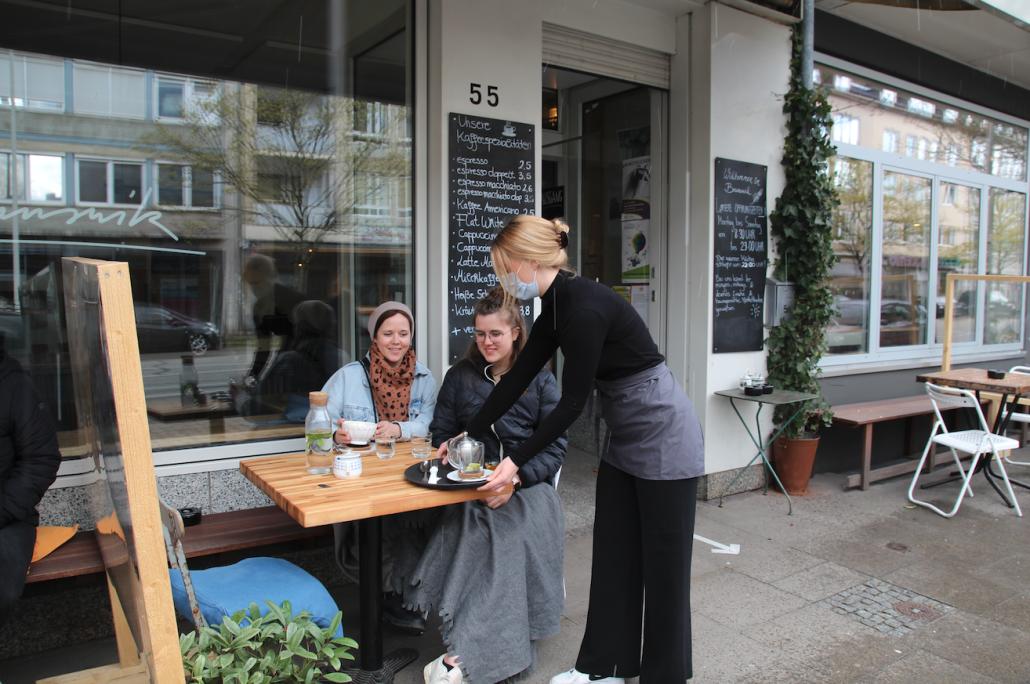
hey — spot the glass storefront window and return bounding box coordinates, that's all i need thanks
[935,182,980,343]
[821,61,1029,363]
[816,64,1028,182]
[828,157,873,355]
[1,2,414,461]
[881,171,931,348]
[985,189,1027,344]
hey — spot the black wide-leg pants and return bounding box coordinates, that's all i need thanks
[575,460,698,682]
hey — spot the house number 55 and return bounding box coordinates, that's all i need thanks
[470,83,499,107]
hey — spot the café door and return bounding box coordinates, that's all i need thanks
[541,66,667,347]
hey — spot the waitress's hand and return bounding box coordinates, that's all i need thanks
[436,440,449,465]
[374,421,401,440]
[478,457,518,494]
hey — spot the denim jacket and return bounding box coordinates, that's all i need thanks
[320,356,437,440]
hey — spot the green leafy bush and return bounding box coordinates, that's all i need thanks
[766,26,839,438]
[179,600,358,683]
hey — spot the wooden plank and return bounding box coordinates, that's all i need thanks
[37,663,149,683]
[63,258,184,682]
[832,396,940,425]
[26,532,104,583]
[180,506,328,558]
[241,443,507,528]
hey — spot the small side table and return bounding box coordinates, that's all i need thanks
[714,388,819,515]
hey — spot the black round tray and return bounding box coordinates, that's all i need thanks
[403,458,492,490]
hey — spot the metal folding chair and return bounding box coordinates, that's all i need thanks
[908,382,1023,518]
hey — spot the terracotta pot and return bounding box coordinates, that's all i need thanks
[772,435,820,495]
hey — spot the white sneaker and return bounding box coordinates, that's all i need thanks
[424,654,465,684]
[549,668,626,684]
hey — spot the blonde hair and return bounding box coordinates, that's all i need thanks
[490,215,571,286]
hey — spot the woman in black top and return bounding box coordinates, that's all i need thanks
[450,215,704,684]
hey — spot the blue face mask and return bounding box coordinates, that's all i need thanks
[500,263,540,300]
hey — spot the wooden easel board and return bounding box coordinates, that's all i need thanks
[61,258,184,682]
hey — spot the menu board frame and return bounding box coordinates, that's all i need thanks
[447,113,536,362]
[712,157,768,353]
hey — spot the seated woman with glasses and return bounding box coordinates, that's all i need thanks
[410,287,567,684]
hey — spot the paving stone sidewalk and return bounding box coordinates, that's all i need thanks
[3,443,1029,683]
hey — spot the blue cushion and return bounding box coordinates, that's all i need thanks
[169,557,342,636]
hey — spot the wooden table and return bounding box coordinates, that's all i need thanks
[916,368,1030,503]
[147,397,235,434]
[241,442,500,680]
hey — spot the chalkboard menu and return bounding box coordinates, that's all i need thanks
[712,157,767,353]
[448,113,536,362]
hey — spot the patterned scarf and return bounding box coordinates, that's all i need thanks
[368,343,415,422]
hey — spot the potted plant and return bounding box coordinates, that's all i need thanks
[765,26,839,495]
[179,600,358,683]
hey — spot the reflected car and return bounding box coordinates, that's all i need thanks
[133,304,220,355]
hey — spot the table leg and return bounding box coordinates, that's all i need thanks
[350,517,418,683]
[719,399,800,515]
[358,518,383,670]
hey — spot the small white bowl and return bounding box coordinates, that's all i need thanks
[343,420,376,445]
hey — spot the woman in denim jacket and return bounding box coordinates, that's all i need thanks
[322,301,436,441]
[321,301,437,633]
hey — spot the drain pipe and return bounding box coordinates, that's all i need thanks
[801,0,814,89]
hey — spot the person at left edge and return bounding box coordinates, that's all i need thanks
[0,348,62,626]
[320,301,437,634]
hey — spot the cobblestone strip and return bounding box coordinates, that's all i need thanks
[821,578,954,637]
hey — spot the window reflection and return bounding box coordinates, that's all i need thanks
[828,157,873,355]
[1,0,414,459]
[881,171,931,348]
[936,182,979,344]
[817,64,1028,182]
[985,189,1027,344]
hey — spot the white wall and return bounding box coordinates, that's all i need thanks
[684,3,791,475]
[427,0,791,478]
[540,0,679,54]
[426,0,545,378]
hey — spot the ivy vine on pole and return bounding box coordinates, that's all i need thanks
[766,26,840,438]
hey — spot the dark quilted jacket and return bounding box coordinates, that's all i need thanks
[0,351,61,528]
[430,357,566,487]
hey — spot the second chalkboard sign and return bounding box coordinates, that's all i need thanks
[712,157,768,353]
[448,113,536,362]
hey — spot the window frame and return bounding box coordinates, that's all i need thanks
[75,157,147,207]
[154,160,220,210]
[0,151,66,205]
[71,61,147,120]
[153,73,219,123]
[818,53,1030,373]
[0,52,66,112]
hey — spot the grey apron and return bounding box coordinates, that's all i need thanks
[595,362,705,480]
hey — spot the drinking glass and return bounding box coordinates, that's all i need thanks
[411,432,432,460]
[375,436,396,460]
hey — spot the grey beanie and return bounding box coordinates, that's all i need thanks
[367,301,413,340]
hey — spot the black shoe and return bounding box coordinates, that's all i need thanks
[382,592,426,635]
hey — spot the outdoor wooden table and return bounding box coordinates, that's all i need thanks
[240,441,503,681]
[713,388,818,515]
[915,368,1030,505]
[147,397,235,434]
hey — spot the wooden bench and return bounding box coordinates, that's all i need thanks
[26,505,330,584]
[832,396,965,491]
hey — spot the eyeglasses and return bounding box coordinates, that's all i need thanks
[474,328,515,341]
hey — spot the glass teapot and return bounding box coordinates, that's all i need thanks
[447,432,485,479]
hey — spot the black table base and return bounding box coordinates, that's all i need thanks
[353,517,419,683]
